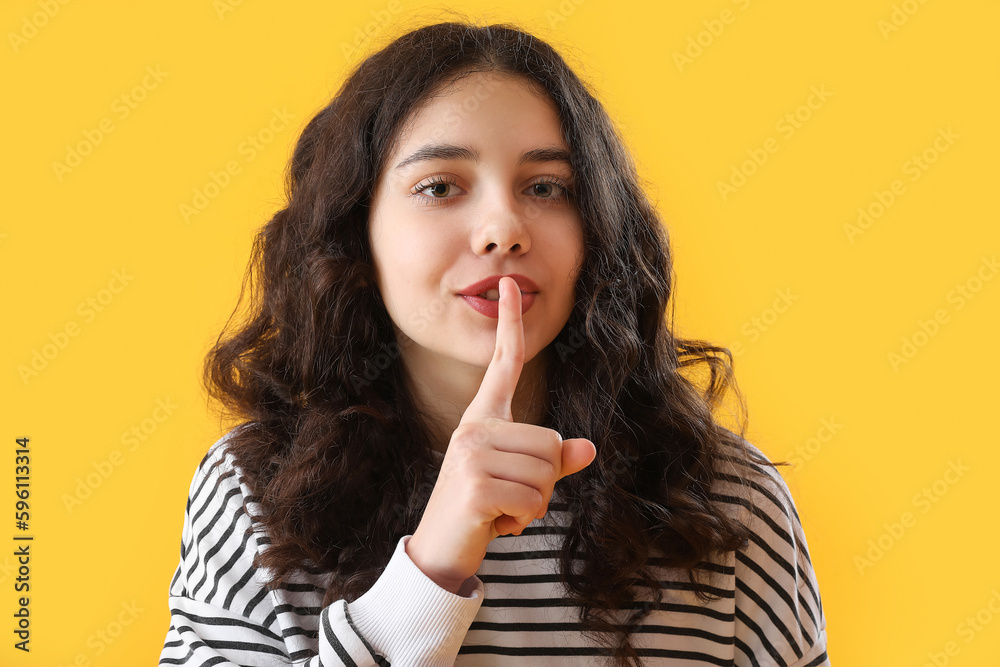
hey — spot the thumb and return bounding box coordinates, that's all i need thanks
[558,438,597,480]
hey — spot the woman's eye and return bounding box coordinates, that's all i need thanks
[530,182,559,198]
[412,177,572,205]
[413,177,463,203]
[424,182,454,198]
[527,179,573,201]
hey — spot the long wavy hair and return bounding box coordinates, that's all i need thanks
[203,19,778,665]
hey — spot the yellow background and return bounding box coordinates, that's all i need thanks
[3,0,998,665]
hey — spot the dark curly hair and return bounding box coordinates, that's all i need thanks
[203,18,779,666]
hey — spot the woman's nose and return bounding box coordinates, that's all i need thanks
[471,190,532,256]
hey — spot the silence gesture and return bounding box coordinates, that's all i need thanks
[406,277,597,594]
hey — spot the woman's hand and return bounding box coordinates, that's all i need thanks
[406,277,596,594]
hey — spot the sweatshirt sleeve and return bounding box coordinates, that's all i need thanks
[158,435,484,667]
[732,449,830,667]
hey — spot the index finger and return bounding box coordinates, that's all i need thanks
[460,276,525,423]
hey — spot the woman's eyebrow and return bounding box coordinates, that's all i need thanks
[393,143,573,171]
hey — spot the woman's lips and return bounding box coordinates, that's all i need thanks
[461,291,536,318]
[458,273,540,296]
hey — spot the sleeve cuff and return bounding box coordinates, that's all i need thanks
[346,535,484,666]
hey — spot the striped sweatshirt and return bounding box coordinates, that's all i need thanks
[159,431,830,666]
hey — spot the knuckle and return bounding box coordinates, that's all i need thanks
[468,474,491,498]
[510,488,540,515]
[453,423,489,448]
[530,430,561,469]
[483,417,506,432]
[450,445,476,468]
[536,456,557,480]
[494,346,524,367]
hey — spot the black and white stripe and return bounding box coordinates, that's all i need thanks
[158,432,830,666]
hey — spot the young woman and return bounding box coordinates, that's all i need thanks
[159,20,829,667]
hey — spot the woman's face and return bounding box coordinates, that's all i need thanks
[368,71,584,375]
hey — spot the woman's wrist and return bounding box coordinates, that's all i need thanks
[347,536,483,665]
[404,531,467,595]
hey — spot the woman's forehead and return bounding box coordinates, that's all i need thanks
[390,74,566,157]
